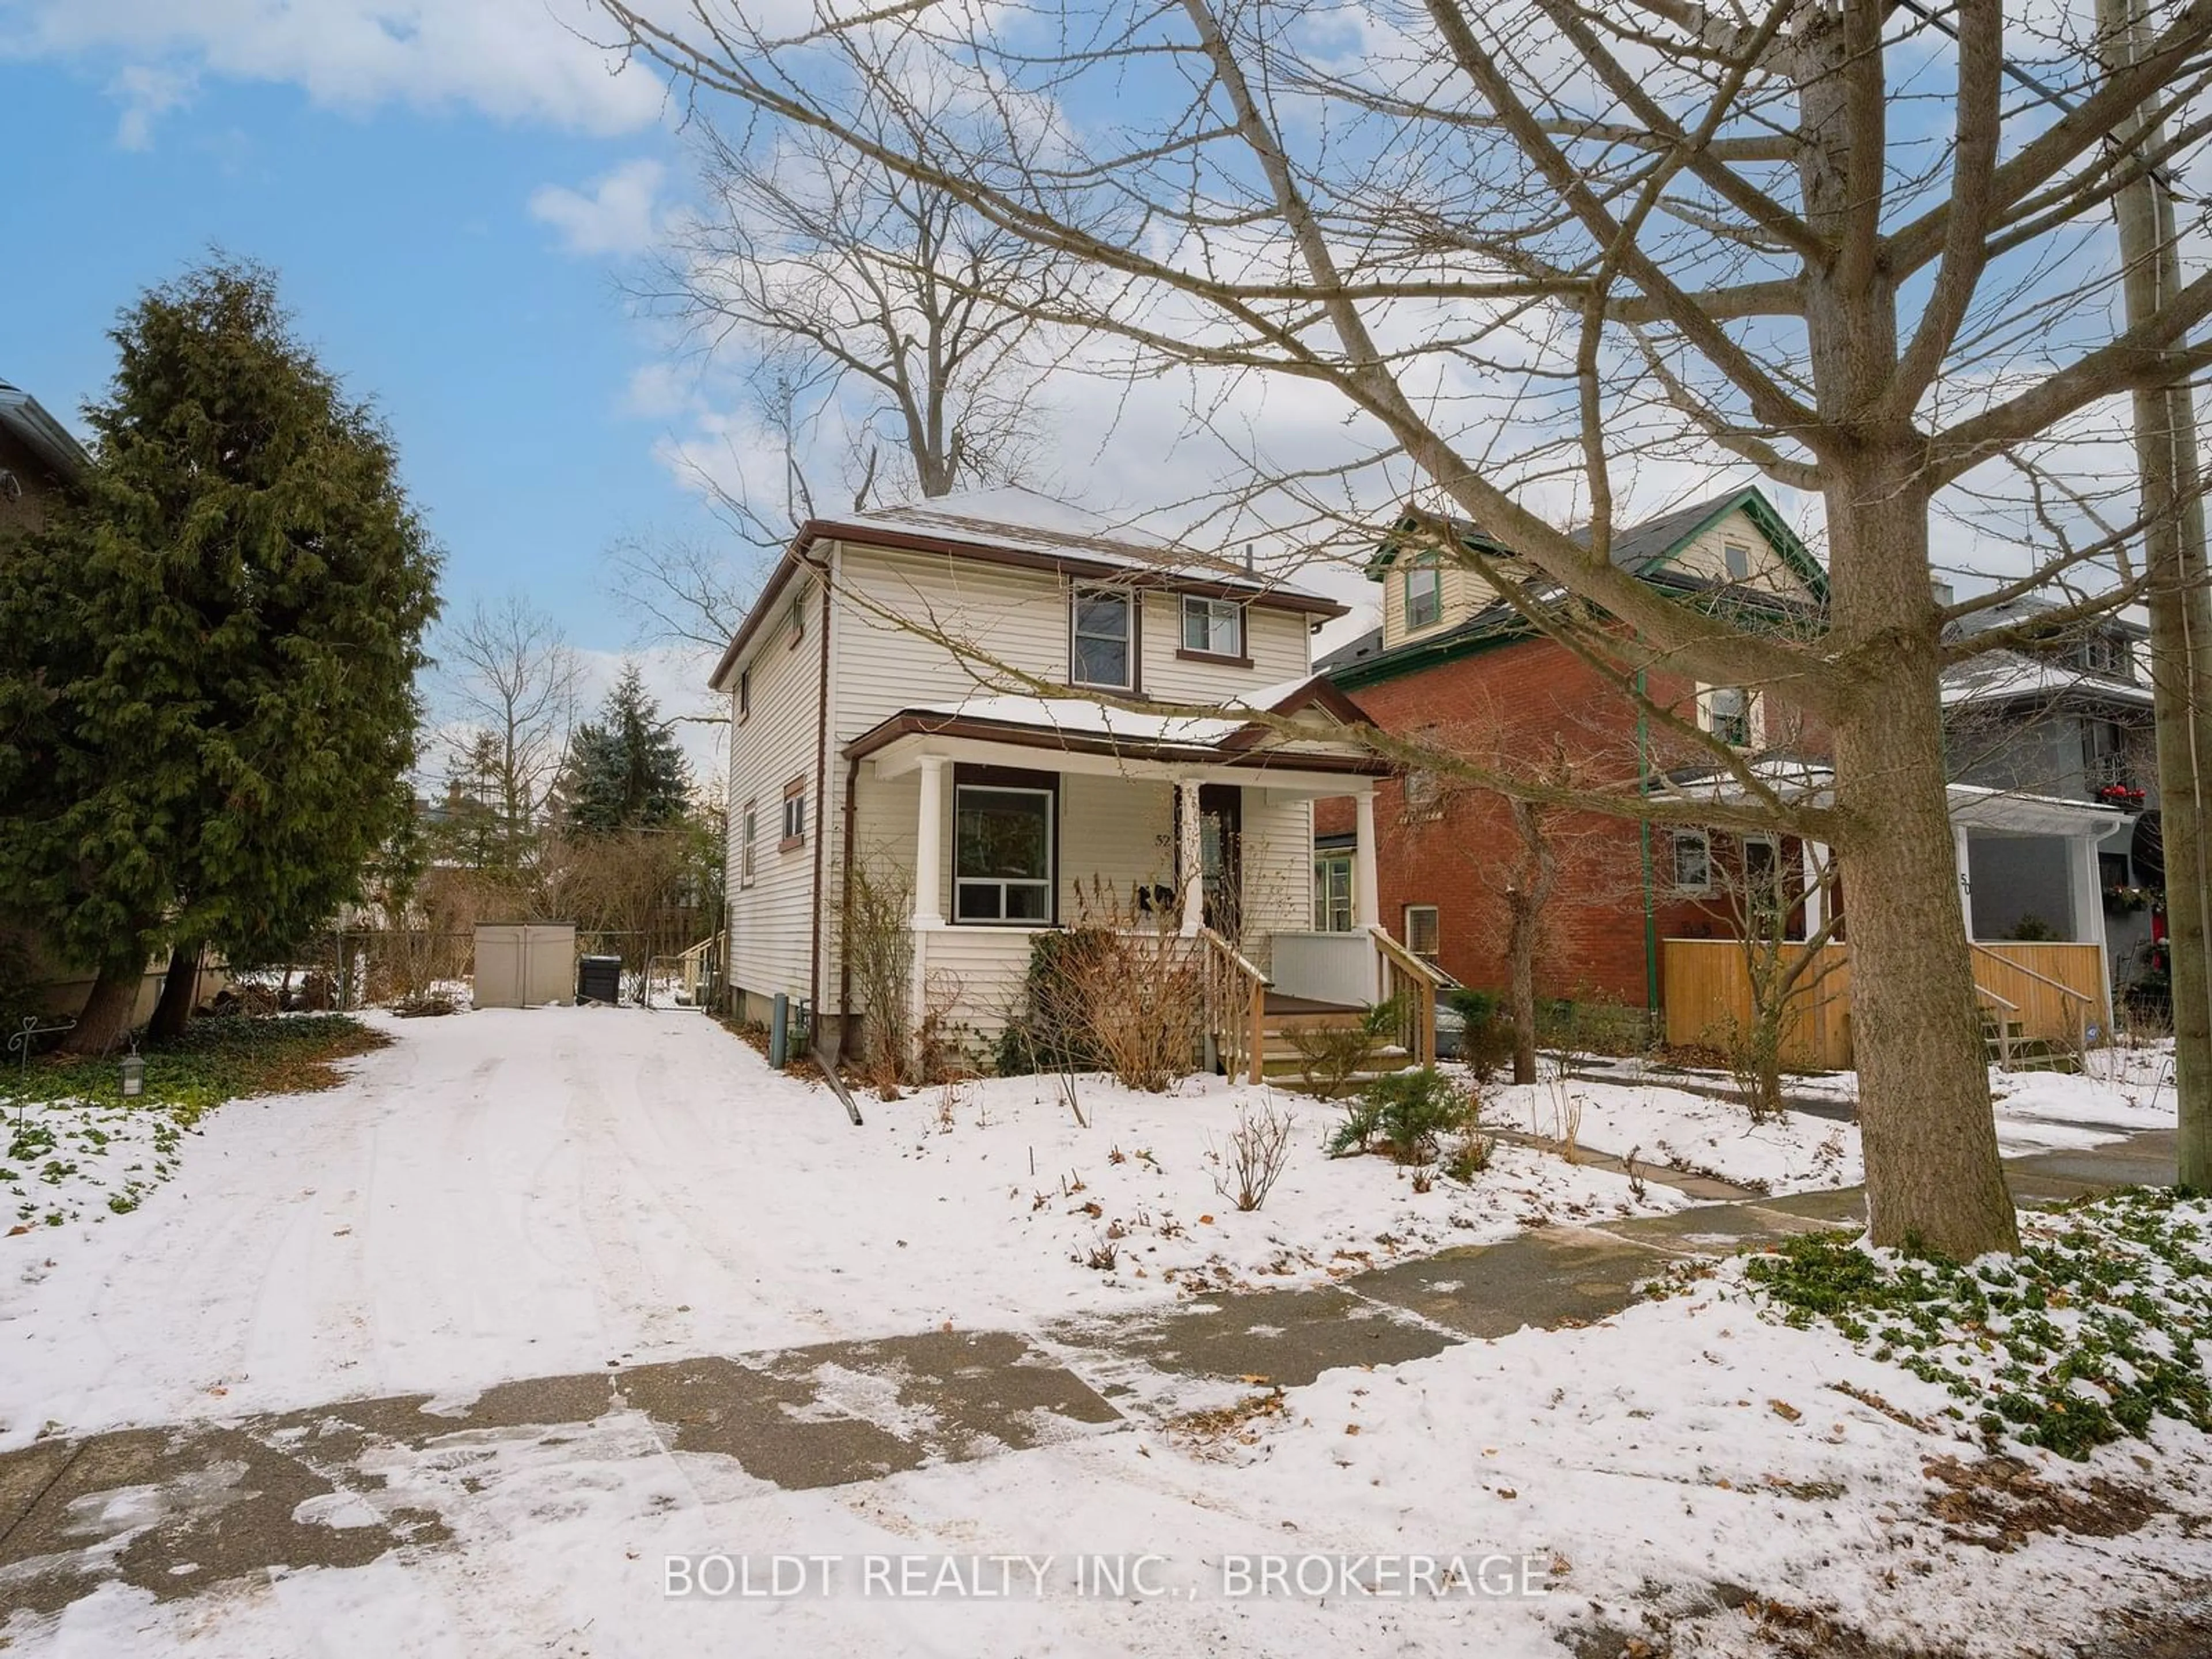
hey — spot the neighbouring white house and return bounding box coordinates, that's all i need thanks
[709,487,1440,1077]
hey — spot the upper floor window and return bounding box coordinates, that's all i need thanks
[737,666,751,722]
[1706,686,1752,747]
[1180,595,1245,660]
[787,593,806,649]
[740,801,758,887]
[1723,541,1751,582]
[2078,634,2127,679]
[1404,555,1442,631]
[1071,586,1133,689]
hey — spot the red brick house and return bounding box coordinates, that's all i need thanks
[1313,487,1832,1020]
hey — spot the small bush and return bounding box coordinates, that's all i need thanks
[1443,1126,1495,1183]
[1210,1097,1298,1211]
[1324,1094,1385,1158]
[1459,1018,1517,1085]
[1446,987,1497,1027]
[1329,1066,1474,1165]
[1288,997,1400,1099]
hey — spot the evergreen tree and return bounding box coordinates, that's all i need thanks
[556,665,691,835]
[0,259,441,1048]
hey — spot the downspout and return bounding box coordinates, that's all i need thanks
[1637,672,1660,1022]
[806,547,834,1041]
[835,751,861,1067]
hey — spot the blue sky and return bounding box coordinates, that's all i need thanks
[2,40,710,665]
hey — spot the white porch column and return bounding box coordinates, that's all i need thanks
[2069,832,2107,958]
[1177,778,1204,935]
[1953,823,1975,941]
[1354,790,1381,931]
[912,755,947,928]
[1354,790,1383,1002]
[1801,840,1827,939]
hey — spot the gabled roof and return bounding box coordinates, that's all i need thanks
[0,377,90,484]
[710,486,1346,692]
[1321,484,1824,687]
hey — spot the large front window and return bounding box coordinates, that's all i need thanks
[955,784,1055,922]
[1071,588,1132,688]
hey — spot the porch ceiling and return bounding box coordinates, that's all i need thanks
[847,709,1384,797]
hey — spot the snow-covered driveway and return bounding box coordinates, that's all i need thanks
[2,1008,1659,1448]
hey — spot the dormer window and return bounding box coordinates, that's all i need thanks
[1724,542,1751,582]
[2078,634,2127,679]
[1071,586,1134,689]
[1404,555,1442,631]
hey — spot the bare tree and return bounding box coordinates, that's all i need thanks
[437,594,582,874]
[591,1,2212,1255]
[609,108,1093,651]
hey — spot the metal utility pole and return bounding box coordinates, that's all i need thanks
[2099,0,2212,1189]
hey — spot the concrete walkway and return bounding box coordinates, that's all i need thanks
[0,1127,2176,1618]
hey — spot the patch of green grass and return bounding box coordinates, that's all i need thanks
[2,1014,389,1124]
[1742,1189,2212,1461]
[3,1016,389,1230]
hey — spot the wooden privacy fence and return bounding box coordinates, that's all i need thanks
[1662,938,2111,1070]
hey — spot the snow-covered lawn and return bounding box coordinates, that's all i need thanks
[1483,1043,2177,1195]
[23,1200,2211,1659]
[0,1008,1673,1447]
[4,1101,186,1232]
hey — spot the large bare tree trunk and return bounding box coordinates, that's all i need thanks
[149,941,202,1040]
[1828,474,2019,1256]
[1506,898,1538,1086]
[62,959,143,1055]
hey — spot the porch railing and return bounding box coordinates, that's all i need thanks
[1199,926,1269,1085]
[678,932,725,1006]
[1370,926,1444,1066]
[1971,942,2099,1059]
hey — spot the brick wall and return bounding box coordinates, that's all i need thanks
[1330,634,1815,1009]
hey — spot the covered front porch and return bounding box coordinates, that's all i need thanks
[842,687,1442,1077]
[1662,782,2120,1070]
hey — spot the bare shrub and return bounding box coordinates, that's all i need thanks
[1057,881,1203,1092]
[1210,1096,1298,1213]
[838,853,914,1093]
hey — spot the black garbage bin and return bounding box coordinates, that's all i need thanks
[578,955,622,1004]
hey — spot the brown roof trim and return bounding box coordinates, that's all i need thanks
[709,518,1348,693]
[842,710,1390,777]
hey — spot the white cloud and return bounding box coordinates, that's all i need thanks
[529,158,665,256]
[107,62,196,149]
[6,1,664,135]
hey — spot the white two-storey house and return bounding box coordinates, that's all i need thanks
[710,488,1435,1078]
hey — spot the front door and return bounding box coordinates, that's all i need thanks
[1179,784,1243,937]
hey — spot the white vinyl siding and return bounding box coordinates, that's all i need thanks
[723,568,825,1010]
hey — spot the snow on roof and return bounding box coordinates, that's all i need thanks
[819,485,1336,605]
[911,675,1331,751]
[1940,651,2154,710]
